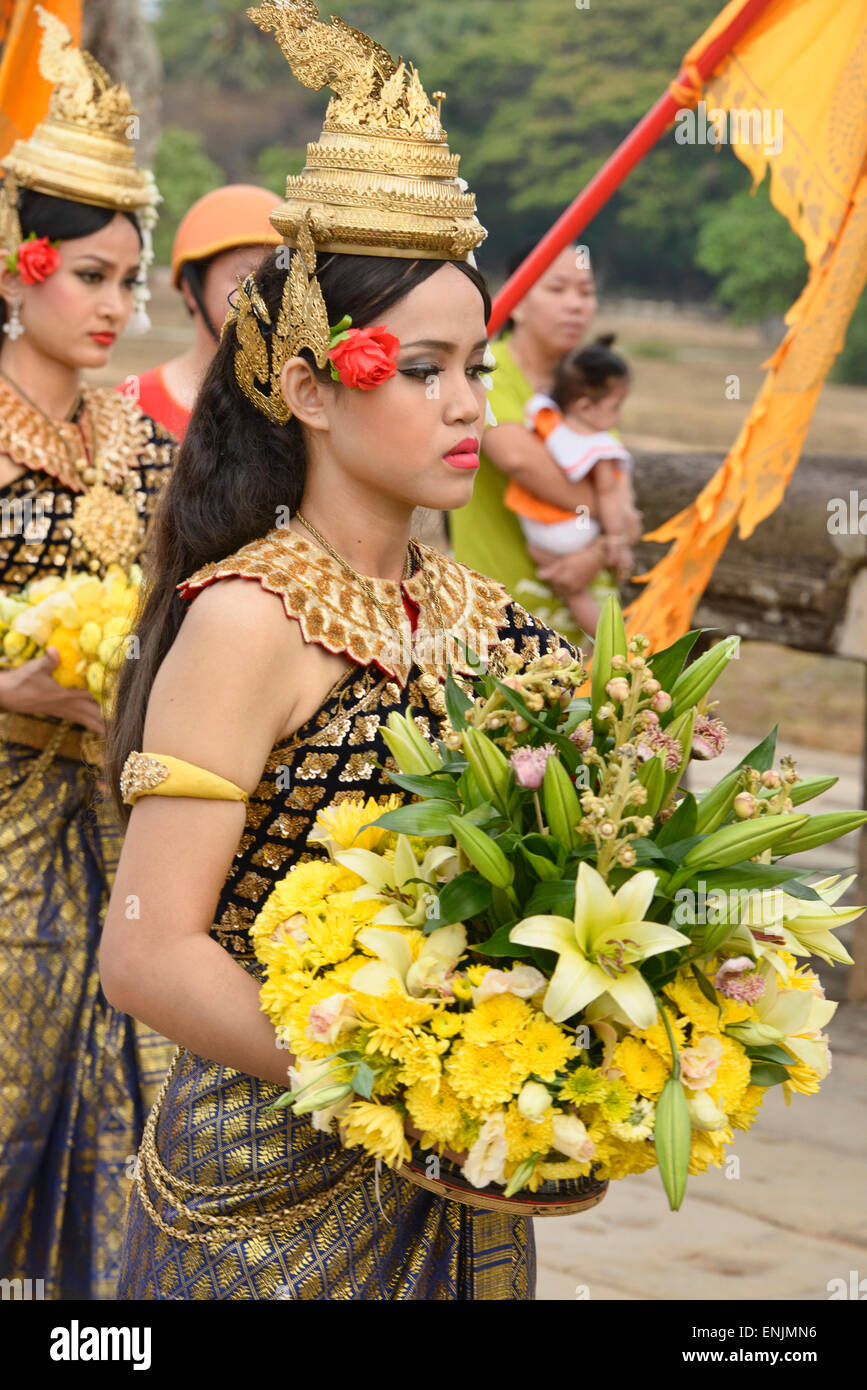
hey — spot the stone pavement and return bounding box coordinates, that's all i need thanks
[535,735,866,1301]
[535,1003,866,1301]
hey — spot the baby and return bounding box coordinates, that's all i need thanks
[505,336,642,635]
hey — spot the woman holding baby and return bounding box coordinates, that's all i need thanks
[450,243,640,641]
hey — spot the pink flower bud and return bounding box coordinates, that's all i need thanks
[642,677,661,695]
[761,770,781,789]
[733,792,757,819]
[605,677,630,703]
[650,691,672,713]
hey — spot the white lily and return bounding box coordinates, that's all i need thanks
[729,874,858,971]
[336,834,458,928]
[727,962,837,1078]
[351,922,467,999]
[509,861,690,1029]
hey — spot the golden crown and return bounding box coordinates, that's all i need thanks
[226,2,487,424]
[0,7,158,214]
[248,1,486,259]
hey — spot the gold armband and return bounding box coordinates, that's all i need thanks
[120,751,250,807]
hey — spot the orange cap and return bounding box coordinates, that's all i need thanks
[171,184,283,287]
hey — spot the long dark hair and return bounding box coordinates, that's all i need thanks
[106,249,491,822]
[0,189,141,332]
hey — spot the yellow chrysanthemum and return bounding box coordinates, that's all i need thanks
[730,1083,765,1131]
[608,1098,656,1142]
[597,1076,637,1123]
[503,1103,554,1162]
[636,1006,687,1060]
[462,993,533,1046]
[430,1010,463,1039]
[706,1036,752,1113]
[688,1127,733,1175]
[506,1017,576,1082]
[395,1032,449,1091]
[537,1158,591,1181]
[558,1066,608,1107]
[446,1041,523,1107]
[594,1136,658,1181]
[258,965,317,1028]
[611,1037,669,1098]
[311,794,402,852]
[404,1079,464,1144]
[782,1061,822,1100]
[324,952,375,986]
[371,1059,403,1099]
[251,862,345,943]
[341,1101,411,1169]
[354,991,435,1058]
[451,1112,483,1151]
[664,975,722,1032]
[464,964,492,986]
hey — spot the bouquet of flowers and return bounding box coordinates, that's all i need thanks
[0,564,140,708]
[252,598,864,1210]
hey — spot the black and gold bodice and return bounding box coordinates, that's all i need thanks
[0,378,174,590]
[158,526,580,962]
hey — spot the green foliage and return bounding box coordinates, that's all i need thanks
[152,124,224,263]
[255,144,308,197]
[695,183,807,321]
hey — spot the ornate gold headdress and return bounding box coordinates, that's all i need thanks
[227,1,487,422]
[0,7,160,329]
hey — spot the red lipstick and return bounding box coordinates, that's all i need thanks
[444,436,480,470]
[91,331,116,346]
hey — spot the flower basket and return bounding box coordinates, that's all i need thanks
[397,1143,608,1216]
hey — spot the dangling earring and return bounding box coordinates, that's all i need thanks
[3,297,23,341]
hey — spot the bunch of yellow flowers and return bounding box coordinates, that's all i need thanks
[0,564,140,708]
[254,791,843,1200]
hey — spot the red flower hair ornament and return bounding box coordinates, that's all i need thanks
[7,233,62,285]
[325,315,399,390]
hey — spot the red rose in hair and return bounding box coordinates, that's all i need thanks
[327,323,400,390]
[15,235,62,285]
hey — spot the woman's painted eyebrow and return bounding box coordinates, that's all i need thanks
[400,337,490,352]
[73,254,141,272]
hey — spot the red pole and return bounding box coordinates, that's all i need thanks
[487,0,778,337]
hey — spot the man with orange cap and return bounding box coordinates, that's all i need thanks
[120,184,282,440]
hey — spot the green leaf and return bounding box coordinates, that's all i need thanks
[444,668,473,731]
[694,769,741,834]
[647,628,703,692]
[749,1060,792,1087]
[424,871,492,932]
[380,770,460,802]
[369,800,457,837]
[690,962,721,1013]
[472,921,534,958]
[746,1044,795,1066]
[733,726,778,775]
[519,843,562,881]
[352,1061,376,1099]
[525,878,577,916]
[656,793,698,847]
[771,811,867,856]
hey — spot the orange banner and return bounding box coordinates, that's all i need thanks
[0,1,82,160]
[627,0,867,650]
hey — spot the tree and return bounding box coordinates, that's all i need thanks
[152,125,224,263]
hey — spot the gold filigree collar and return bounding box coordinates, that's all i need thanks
[177,526,510,686]
[0,376,149,494]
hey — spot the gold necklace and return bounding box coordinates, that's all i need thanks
[0,368,143,573]
[294,511,412,635]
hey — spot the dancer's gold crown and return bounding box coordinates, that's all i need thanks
[0,6,157,214]
[248,1,486,260]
